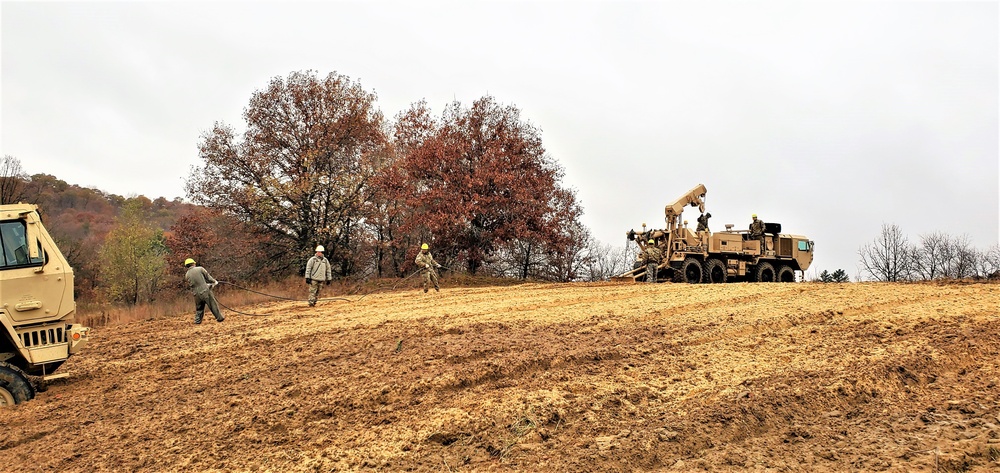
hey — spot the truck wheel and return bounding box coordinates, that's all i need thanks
[0,362,35,406]
[682,257,704,284]
[776,265,795,282]
[704,258,727,284]
[755,262,776,282]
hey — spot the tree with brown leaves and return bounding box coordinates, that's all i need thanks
[187,70,387,276]
[393,96,584,276]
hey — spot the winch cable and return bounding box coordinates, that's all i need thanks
[212,269,424,317]
[217,281,354,303]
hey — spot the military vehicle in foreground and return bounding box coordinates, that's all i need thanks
[613,184,814,283]
[0,203,89,405]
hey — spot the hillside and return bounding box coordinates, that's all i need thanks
[3,281,999,472]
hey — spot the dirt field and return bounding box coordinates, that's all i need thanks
[3,280,1000,472]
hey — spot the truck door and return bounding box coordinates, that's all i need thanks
[0,219,64,323]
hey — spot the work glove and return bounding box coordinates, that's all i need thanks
[325,280,331,286]
[305,278,312,284]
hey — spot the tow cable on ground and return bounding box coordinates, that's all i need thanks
[212,269,425,317]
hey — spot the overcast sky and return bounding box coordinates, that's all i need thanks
[2,1,997,279]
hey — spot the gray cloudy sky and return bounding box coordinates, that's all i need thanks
[2,1,998,279]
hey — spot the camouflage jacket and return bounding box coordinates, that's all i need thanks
[185,266,217,296]
[696,215,710,232]
[642,247,662,265]
[305,255,333,281]
[749,219,765,237]
[415,251,440,271]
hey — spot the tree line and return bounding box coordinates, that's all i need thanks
[186,70,631,285]
[2,70,638,306]
[858,223,1000,282]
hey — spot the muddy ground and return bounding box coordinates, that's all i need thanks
[3,280,1000,472]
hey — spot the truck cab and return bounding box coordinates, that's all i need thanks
[0,203,89,405]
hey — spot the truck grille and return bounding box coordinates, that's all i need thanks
[20,326,66,348]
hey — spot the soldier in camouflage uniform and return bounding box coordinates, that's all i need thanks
[642,240,662,283]
[184,258,224,324]
[415,243,442,293]
[749,214,766,253]
[304,245,333,307]
[696,212,712,233]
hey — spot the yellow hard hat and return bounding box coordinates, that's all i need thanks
[184,258,195,266]
[648,239,654,244]
[421,243,429,250]
[752,214,757,218]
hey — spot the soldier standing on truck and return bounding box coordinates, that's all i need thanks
[696,213,712,233]
[415,243,442,293]
[304,245,333,307]
[749,214,766,252]
[184,258,224,324]
[642,240,662,283]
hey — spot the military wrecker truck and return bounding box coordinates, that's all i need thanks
[613,184,814,283]
[0,203,89,405]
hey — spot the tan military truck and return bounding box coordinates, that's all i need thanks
[0,203,89,405]
[613,184,815,283]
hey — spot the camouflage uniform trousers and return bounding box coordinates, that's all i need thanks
[755,234,767,253]
[423,268,440,293]
[750,221,766,254]
[646,263,658,283]
[308,280,324,307]
[194,290,224,324]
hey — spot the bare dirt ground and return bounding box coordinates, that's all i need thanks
[3,280,1000,472]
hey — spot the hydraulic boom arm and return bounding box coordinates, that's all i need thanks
[664,183,707,229]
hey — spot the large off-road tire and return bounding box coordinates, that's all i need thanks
[776,264,795,283]
[755,262,776,282]
[704,258,727,284]
[682,257,704,284]
[0,361,35,406]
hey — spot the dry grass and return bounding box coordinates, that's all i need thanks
[76,276,305,328]
[74,273,529,328]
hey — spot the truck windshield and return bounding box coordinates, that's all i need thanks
[797,240,811,252]
[0,220,45,268]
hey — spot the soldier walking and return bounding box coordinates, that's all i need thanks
[304,245,333,307]
[749,214,766,253]
[184,258,224,324]
[415,243,442,293]
[642,240,662,283]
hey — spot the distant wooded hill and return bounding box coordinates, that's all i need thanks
[18,173,197,301]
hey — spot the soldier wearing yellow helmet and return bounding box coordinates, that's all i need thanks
[415,242,442,293]
[641,239,662,283]
[183,258,224,324]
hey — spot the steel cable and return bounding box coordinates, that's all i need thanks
[210,269,425,317]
